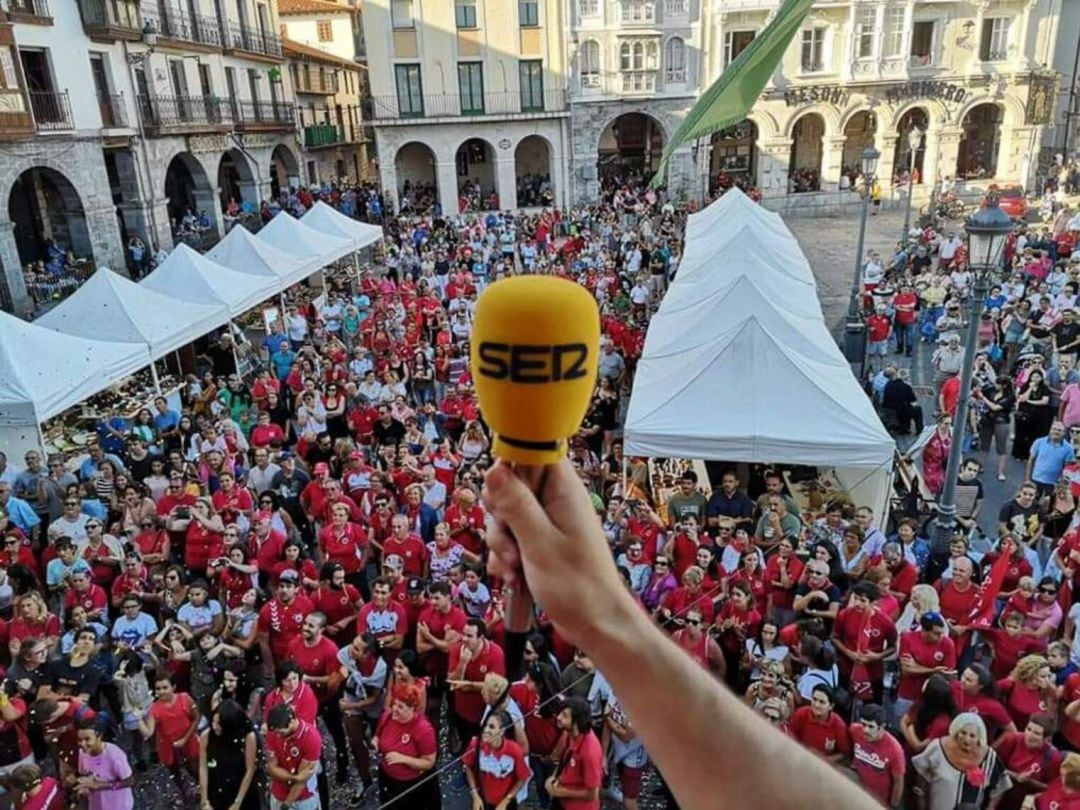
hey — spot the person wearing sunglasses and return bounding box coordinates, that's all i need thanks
[47,498,91,545]
[671,609,725,676]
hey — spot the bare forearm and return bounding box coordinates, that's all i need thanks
[583,596,875,809]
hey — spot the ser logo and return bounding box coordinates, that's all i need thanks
[477,342,589,383]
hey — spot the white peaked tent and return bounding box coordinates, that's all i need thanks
[256,211,353,275]
[302,201,384,251]
[0,311,151,458]
[626,193,895,517]
[644,275,833,357]
[207,225,309,289]
[37,268,228,357]
[686,187,790,241]
[142,243,278,315]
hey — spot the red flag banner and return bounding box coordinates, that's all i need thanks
[966,552,1012,630]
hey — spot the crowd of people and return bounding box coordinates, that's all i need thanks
[9,169,1080,810]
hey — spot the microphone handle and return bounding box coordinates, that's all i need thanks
[502,463,549,634]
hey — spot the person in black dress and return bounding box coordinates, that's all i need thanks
[199,698,259,810]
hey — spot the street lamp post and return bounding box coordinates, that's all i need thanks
[929,195,1014,566]
[900,127,924,243]
[843,146,881,376]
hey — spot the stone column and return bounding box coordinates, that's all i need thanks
[495,156,518,210]
[118,198,173,253]
[84,206,127,274]
[664,146,696,202]
[757,138,793,198]
[877,134,899,194]
[436,160,459,217]
[822,135,847,191]
[932,127,964,189]
[570,155,598,204]
[378,159,398,213]
[0,220,32,315]
[1003,124,1036,189]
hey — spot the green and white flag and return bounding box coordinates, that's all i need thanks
[652,0,814,187]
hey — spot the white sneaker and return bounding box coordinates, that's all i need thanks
[603,785,625,803]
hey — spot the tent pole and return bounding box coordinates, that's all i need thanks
[230,322,241,376]
[150,362,162,395]
[621,454,628,498]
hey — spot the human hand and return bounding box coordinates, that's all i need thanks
[471,794,484,810]
[383,751,406,766]
[483,459,627,650]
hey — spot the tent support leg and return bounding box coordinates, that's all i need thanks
[622,455,628,498]
[150,362,161,395]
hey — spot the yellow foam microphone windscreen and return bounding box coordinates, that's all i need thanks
[471,276,601,465]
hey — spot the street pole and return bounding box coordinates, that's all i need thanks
[930,272,990,560]
[901,148,916,243]
[843,180,872,374]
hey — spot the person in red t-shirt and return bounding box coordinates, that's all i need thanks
[265,703,322,809]
[210,471,253,527]
[950,663,1018,739]
[310,563,362,645]
[995,715,1062,810]
[986,611,1046,680]
[257,571,314,669]
[355,577,407,653]
[764,538,804,626]
[383,515,428,578]
[998,655,1057,731]
[893,283,919,356]
[444,488,486,556]
[831,582,897,706]
[9,762,63,810]
[789,685,851,764]
[848,704,905,808]
[373,684,439,806]
[897,614,957,711]
[447,618,505,751]
[138,671,199,790]
[416,581,467,709]
[62,572,107,624]
[549,696,602,809]
[936,556,978,650]
[463,710,531,809]
[318,503,367,584]
[1035,757,1080,809]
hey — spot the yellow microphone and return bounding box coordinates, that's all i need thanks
[471,275,600,633]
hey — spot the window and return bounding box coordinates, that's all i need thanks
[580,40,601,88]
[519,59,543,110]
[620,40,657,92]
[664,0,686,14]
[910,20,935,66]
[883,7,905,58]
[800,28,827,73]
[578,0,598,16]
[664,37,685,83]
[621,1,654,24]
[455,0,477,29]
[856,7,876,59]
[394,63,422,116]
[390,0,413,30]
[519,0,538,27]
[724,30,755,67]
[980,17,1009,61]
[317,19,333,42]
[458,62,483,113]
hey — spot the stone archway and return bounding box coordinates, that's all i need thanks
[957,103,1004,179]
[597,111,666,187]
[218,148,255,209]
[789,112,825,192]
[841,110,876,177]
[515,135,553,208]
[164,152,216,239]
[270,144,300,199]
[395,141,437,215]
[709,119,758,194]
[8,166,90,266]
[456,138,497,211]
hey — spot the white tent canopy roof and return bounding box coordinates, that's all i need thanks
[686,187,790,241]
[302,201,384,251]
[626,316,894,466]
[256,212,353,275]
[207,225,309,289]
[0,311,151,426]
[141,244,278,315]
[659,250,819,317]
[673,224,813,288]
[37,268,229,358]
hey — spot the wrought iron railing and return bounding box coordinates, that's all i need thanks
[99,93,128,128]
[29,90,74,131]
[365,88,566,120]
[78,0,140,33]
[137,94,234,129]
[225,22,282,58]
[144,6,221,48]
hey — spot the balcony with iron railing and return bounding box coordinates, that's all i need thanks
[29,90,73,131]
[235,99,295,130]
[99,92,129,128]
[366,89,567,122]
[224,22,283,59]
[303,122,344,148]
[78,0,141,39]
[141,6,221,49]
[7,0,52,24]
[137,94,234,134]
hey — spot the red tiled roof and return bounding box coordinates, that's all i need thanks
[277,0,352,16]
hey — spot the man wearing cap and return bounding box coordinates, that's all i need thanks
[932,334,965,386]
[270,453,311,532]
[258,569,314,670]
[402,577,429,649]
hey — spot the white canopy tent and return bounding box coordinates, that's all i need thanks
[302,201,384,251]
[37,268,229,358]
[626,194,895,518]
[141,243,279,315]
[207,225,309,290]
[685,187,791,242]
[256,212,353,276]
[0,311,152,460]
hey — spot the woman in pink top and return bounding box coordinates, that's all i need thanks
[1059,380,1080,428]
